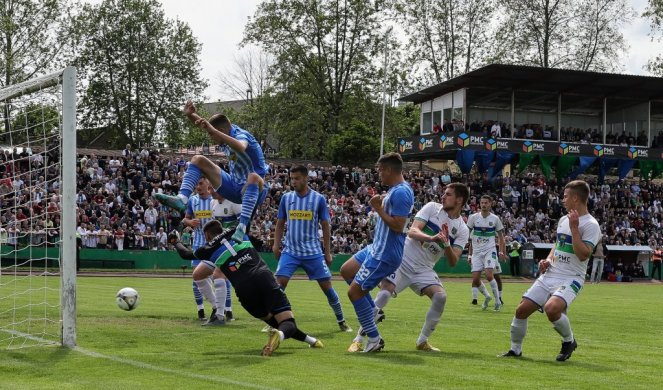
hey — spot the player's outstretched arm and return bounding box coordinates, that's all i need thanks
[174,242,196,260]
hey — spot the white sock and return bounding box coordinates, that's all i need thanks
[213,278,227,314]
[277,330,285,341]
[552,313,574,342]
[472,287,479,299]
[194,278,216,307]
[510,317,527,354]
[305,335,316,345]
[489,279,500,302]
[374,289,391,309]
[177,194,189,204]
[478,283,490,298]
[417,291,446,345]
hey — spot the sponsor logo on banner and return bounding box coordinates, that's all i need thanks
[559,143,580,155]
[593,145,604,157]
[439,134,449,149]
[470,135,484,146]
[457,133,470,148]
[418,137,433,151]
[628,147,648,159]
[398,139,413,153]
[522,141,545,153]
[485,138,496,151]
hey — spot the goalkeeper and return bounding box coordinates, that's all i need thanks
[169,219,323,356]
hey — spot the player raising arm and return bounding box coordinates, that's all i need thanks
[500,180,600,361]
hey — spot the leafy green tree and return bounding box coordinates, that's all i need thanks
[394,0,497,86]
[328,121,380,166]
[243,0,386,135]
[71,0,206,147]
[9,103,59,144]
[644,0,663,75]
[0,0,73,137]
[495,0,631,71]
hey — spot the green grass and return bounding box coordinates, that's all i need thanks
[1,277,661,389]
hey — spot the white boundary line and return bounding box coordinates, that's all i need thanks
[2,330,281,390]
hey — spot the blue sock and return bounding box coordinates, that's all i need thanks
[324,288,344,322]
[365,293,376,309]
[239,183,259,226]
[192,280,203,306]
[180,164,202,198]
[352,295,379,338]
[225,279,232,309]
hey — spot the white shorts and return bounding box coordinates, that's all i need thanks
[471,250,498,273]
[494,261,502,275]
[385,265,442,296]
[523,274,584,309]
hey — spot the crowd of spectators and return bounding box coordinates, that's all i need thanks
[2,146,662,274]
[462,119,659,147]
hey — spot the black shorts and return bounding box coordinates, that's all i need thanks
[235,269,291,319]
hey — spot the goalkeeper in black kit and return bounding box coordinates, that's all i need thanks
[170,219,323,356]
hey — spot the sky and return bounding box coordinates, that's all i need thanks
[87,0,660,102]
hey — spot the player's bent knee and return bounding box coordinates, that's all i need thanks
[432,291,447,307]
[191,154,205,165]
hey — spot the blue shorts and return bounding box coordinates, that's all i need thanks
[216,170,268,207]
[275,252,331,281]
[352,248,400,291]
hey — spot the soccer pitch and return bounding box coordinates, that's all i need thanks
[2,276,661,389]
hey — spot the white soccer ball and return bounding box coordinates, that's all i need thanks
[116,287,140,311]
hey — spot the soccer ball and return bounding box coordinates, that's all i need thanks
[116,287,140,311]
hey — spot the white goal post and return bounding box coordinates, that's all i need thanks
[0,67,76,348]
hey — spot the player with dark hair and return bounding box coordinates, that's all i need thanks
[155,101,268,243]
[339,152,414,352]
[272,165,351,332]
[467,194,508,311]
[349,183,470,352]
[171,219,323,356]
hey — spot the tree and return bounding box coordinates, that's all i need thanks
[644,0,663,75]
[243,0,386,135]
[9,103,59,144]
[495,0,631,71]
[72,0,207,147]
[0,0,73,138]
[394,0,497,86]
[328,121,381,166]
[0,0,72,87]
[216,48,275,101]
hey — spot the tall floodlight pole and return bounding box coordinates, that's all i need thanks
[380,27,393,157]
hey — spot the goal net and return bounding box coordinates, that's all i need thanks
[0,68,76,349]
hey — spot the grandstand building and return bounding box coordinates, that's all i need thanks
[398,64,663,178]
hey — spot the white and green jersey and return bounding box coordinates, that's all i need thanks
[466,212,504,255]
[548,213,600,278]
[403,202,469,270]
[212,198,242,229]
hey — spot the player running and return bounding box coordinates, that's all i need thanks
[466,195,507,311]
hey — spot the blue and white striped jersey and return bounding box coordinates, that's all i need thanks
[186,194,214,250]
[221,125,268,185]
[369,181,414,264]
[277,189,329,258]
